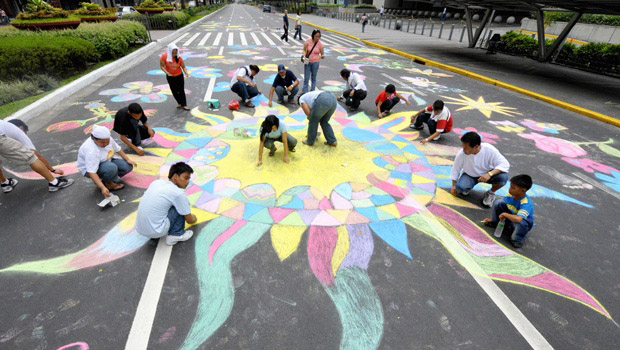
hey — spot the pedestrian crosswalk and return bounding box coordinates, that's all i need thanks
[169,30,365,49]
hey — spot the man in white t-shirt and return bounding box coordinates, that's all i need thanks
[450,131,510,207]
[135,162,197,246]
[230,64,261,108]
[77,125,136,198]
[0,119,74,193]
[338,68,367,111]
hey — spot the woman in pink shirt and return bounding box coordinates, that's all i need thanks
[301,29,325,93]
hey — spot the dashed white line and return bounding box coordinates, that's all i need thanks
[218,46,224,56]
[171,32,189,45]
[203,77,217,101]
[240,32,248,46]
[260,32,276,46]
[250,32,262,45]
[227,32,234,46]
[213,32,223,46]
[183,32,201,47]
[198,32,212,47]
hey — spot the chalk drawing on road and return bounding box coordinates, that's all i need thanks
[1,96,614,349]
[520,118,567,134]
[147,66,223,79]
[538,165,594,189]
[442,94,522,118]
[99,81,191,104]
[453,127,500,144]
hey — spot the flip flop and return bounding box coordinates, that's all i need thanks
[110,183,125,191]
[182,106,190,111]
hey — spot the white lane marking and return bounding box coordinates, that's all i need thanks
[218,46,224,56]
[240,32,248,46]
[171,32,189,45]
[203,76,217,101]
[124,239,173,350]
[213,32,223,46]
[250,32,262,45]
[276,45,286,56]
[260,32,276,46]
[288,37,302,46]
[573,172,620,201]
[271,32,290,46]
[469,273,553,349]
[301,33,310,39]
[381,73,427,96]
[227,32,234,46]
[198,32,212,46]
[183,32,201,47]
[330,34,362,47]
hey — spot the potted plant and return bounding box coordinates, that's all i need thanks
[135,0,164,14]
[11,0,81,30]
[75,2,117,22]
[156,0,174,11]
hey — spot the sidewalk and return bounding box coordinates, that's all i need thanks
[302,14,620,120]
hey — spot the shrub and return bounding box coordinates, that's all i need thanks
[17,0,70,20]
[0,74,58,106]
[122,11,190,29]
[500,31,538,56]
[74,2,116,16]
[0,36,99,80]
[546,12,620,26]
[137,0,162,9]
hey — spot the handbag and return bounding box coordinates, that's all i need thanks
[301,40,319,64]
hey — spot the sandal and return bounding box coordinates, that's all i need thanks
[182,106,190,111]
[110,183,125,191]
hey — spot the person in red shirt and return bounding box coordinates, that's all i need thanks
[410,100,453,144]
[375,84,410,118]
[160,43,190,110]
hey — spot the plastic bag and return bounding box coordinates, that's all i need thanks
[228,100,240,110]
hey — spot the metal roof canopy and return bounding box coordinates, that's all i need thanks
[430,1,620,15]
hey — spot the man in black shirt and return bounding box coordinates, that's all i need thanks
[281,10,289,42]
[113,103,155,156]
[268,64,300,107]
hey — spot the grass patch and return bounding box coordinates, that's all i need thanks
[0,57,118,119]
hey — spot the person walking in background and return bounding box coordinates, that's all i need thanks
[160,43,190,111]
[338,69,367,111]
[293,11,302,40]
[298,91,338,147]
[281,9,289,42]
[231,64,261,108]
[113,103,155,156]
[361,13,368,33]
[380,5,384,17]
[301,29,325,93]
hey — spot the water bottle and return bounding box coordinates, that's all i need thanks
[494,219,505,237]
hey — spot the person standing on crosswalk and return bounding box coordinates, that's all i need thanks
[293,11,302,40]
[301,30,325,93]
[160,43,190,111]
[231,64,261,108]
[281,9,289,42]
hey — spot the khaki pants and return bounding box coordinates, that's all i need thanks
[0,135,38,167]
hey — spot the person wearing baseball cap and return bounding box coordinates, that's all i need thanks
[268,64,300,107]
[112,102,155,156]
[77,125,137,198]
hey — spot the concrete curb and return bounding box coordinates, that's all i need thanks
[300,19,619,128]
[7,5,228,123]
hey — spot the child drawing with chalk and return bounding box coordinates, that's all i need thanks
[482,174,535,248]
[257,115,297,166]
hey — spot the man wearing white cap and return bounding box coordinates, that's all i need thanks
[0,119,74,193]
[77,125,137,197]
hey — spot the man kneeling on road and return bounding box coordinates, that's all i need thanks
[337,69,367,111]
[450,131,510,207]
[268,64,300,107]
[113,103,154,156]
[135,161,197,246]
[0,119,74,193]
[231,64,261,108]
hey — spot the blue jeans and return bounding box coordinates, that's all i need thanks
[455,172,508,193]
[264,133,298,151]
[231,81,259,101]
[275,85,299,101]
[294,25,302,39]
[167,207,186,236]
[303,62,320,93]
[491,200,534,243]
[362,23,366,32]
[414,112,448,134]
[307,92,337,145]
[97,159,133,183]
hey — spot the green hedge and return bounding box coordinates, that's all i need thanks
[546,12,620,26]
[0,21,147,60]
[182,3,226,16]
[0,36,99,79]
[122,11,190,29]
[499,31,620,75]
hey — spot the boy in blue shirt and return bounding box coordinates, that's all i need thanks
[483,174,534,248]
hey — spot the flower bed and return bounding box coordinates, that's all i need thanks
[75,2,118,22]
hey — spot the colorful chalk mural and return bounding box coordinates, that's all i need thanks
[99,81,191,104]
[1,95,613,349]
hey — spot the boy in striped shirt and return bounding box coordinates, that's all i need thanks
[483,175,535,248]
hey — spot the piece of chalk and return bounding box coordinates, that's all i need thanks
[342,163,348,167]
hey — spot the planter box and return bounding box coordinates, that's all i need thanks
[136,8,165,14]
[163,7,174,11]
[80,16,118,22]
[12,20,81,30]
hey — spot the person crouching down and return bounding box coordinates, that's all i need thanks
[135,162,197,246]
[231,64,261,108]
[257,115,297,166]
[410,99,453,144]
[77,125,137,198]
[375,84,410,118]
[483,175,535,248]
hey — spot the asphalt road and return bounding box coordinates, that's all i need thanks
[1,4,619,350]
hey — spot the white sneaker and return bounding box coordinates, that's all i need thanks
[482,191,496,207]
[1,178,18,193]
[460,190,470,196]
[166,230,194,246]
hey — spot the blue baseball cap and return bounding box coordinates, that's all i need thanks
[277,64,286,73]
